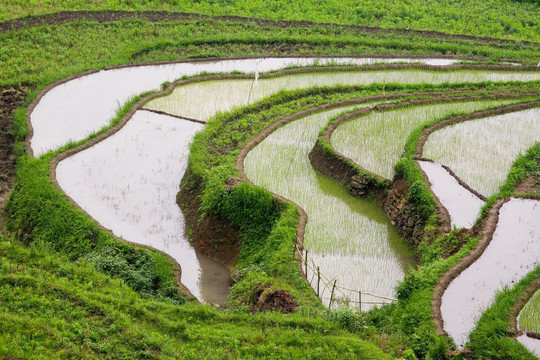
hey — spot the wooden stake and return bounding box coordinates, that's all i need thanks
[317,267,320,297]
[329,280,337,309]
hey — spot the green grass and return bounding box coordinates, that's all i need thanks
[3,8,540,358]
[1,0,540,42]
[3,18,540,87]
[0,235,393,360]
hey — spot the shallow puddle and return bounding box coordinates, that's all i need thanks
[424,108,540,197]
[56,110,229,304]
[441,198,540,348]
[244,106,416,309]
[418,161,484,229]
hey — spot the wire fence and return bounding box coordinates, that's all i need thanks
[295,244,397,311]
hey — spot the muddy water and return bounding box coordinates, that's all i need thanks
[145,70,536,123]
[418,161,484,229]
[244,106,416,309]
[56,110,229,304]
[29,57,458,156]
[423,107,540,197]
[441,198,540,348]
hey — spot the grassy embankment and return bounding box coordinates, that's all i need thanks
[1,0,540,42]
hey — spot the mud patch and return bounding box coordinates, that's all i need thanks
[0,85,27,229]
[251,285,298,313]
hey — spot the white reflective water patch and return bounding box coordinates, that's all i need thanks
[30,56,461,156]
[418,161,484,229]
[56,110,225,302]
[441,198,540,348]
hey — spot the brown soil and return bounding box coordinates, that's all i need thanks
[0,86,27,231]
[1,10,539,49]
[514,161,540,194]
[177,176,241,271]
[250,285,298,313]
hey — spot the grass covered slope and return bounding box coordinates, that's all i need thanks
[0,236,391,360]
[1,1,540,42]
[2,16,540,87]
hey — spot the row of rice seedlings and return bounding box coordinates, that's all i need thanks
[520,288,540,334]
[423,107,540,197]
[518,290,540,355]
[418,161,485,229]
[33,56,399,156]
[145,71,536,122]
[441,198,540,348]
[56,110,229,304]
[331,99,518,179]
[244,106,416,308]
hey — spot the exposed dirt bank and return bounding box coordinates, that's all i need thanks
[177,177,241,271]
[0,86,27,231]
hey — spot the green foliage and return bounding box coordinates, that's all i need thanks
[2,0,540,42]
[5,93,186,303]
[2,18,540,86]
[0,239,391,359]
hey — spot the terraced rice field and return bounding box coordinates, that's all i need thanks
[441,198,540,348]
[244,106,416,308]
[518,290,540,356]
[331,99,519,179]
[25,53,540,354]
[423,107,540,197]
[417,160,484,228]
[144,70,534,122]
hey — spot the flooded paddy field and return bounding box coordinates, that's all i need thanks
[424,107,540,197]
[244,106,416,308]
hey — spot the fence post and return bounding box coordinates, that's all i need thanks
[329,280,337,309]
[317,267,320,297]
[304,249,308,277]
[358,290,362,311]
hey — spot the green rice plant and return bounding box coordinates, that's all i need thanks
[245,106,416,307]
[332,99,518,179]
[424,107,540,197]
[520,289,540,333]
[146,71,537,122]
